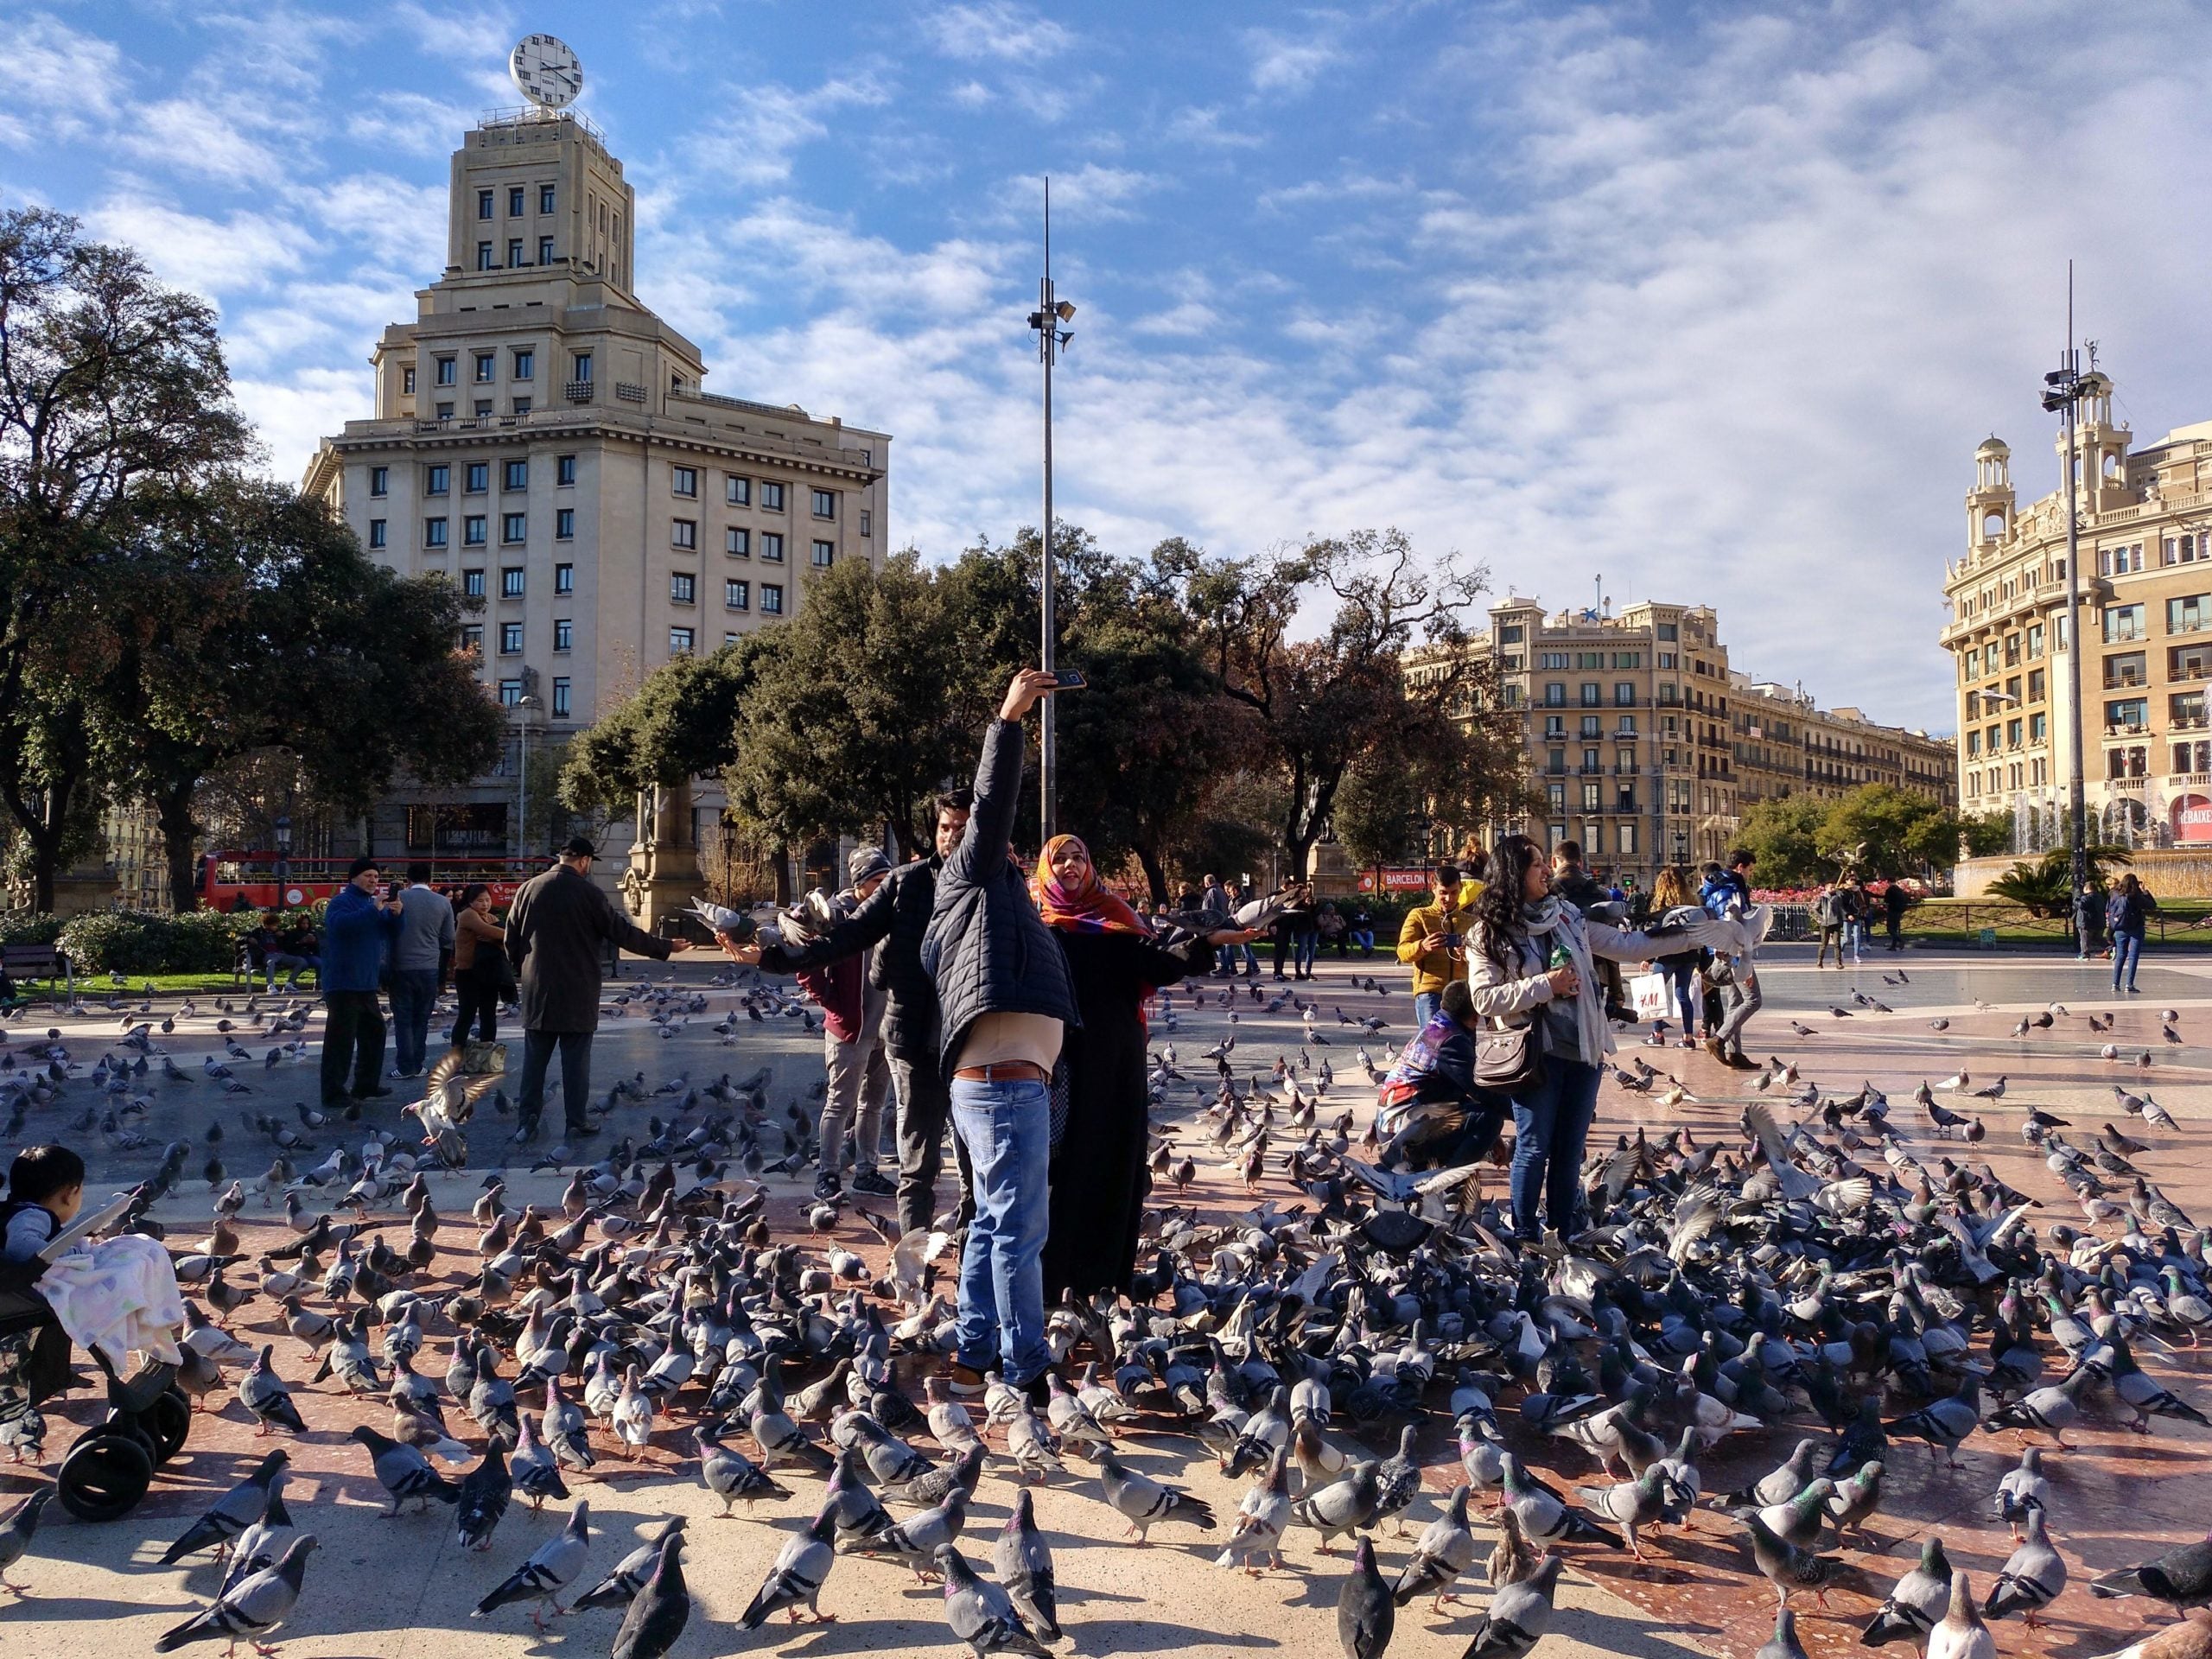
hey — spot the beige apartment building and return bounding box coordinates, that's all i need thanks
[1942,371,2212,851]
[303,103,889,917]
[1338,599,1952,889]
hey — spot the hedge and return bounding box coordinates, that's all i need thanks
[55,909,259,975]
[0,912,65,947]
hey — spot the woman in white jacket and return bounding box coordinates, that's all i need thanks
[1467,834,1732,1241]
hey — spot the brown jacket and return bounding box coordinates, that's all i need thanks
[454,907,504,971]
[505,863,671,1032]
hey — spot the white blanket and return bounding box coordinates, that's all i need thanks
[35,1235,185,1368]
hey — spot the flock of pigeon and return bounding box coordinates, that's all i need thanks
[0,957,2207,1659]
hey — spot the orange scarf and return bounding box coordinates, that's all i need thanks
[1032,835,1151,936]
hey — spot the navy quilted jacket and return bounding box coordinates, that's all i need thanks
[921,718,1078,1077]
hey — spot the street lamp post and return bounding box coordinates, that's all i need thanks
[515,695,541,861]
[272,814,292,899]
[2042,340,2089,901]
[1027,178,1075,842]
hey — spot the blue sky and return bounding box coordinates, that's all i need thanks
[11,1,2212,731]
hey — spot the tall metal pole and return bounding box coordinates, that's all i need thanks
[1039,178,1058,843]
[2061,267,2087,900]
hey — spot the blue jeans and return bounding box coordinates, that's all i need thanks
[1349,930,1375,956]
[1414,990,1440,1027]
[386,968,441,1076]
[1294,931,1319,975]
[1509,1058,1602,1239]
[1662,958,1698,1033]
[2113,932,2144,990]
[950,1077,1051,1384]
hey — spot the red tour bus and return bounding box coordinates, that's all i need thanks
[197,851,545,912]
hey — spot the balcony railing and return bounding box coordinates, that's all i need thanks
[2107,777,2147,791]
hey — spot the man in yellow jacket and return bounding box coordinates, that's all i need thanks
[1397,861,1478,1026]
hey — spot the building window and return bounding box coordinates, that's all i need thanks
[760,481,785,512]
[435,356,457,386]
[466,462,489,493]
[554,563,574,595]
[570,352,591,385]
[464,515,487,546]
[436,403,454,419]
[556,454,576,486]
[499,622,523,654]
[402,365,416,395]
[760,532,784,563]
[671,518,697,550]
[1544,682,1565,706]
[506,238,524,267]
[501,512,526,543]
[725,527,749,557]
[424,517,448,548]
[367,518,387,549]
[512,349,534,382]
[461,624,483,655]
[2030,712,2047,741]
[539,183,556,213]
[2171,595,2211,634]
[474,353,495,384]
[1618,824,1637,856]
[726,475,751,505]
[760,584,783,615]
[811,540,835,568]
[2105,604,2145,643]
[474,398,493,417]
[670,626,695,655]
[507,186,524,217]
[477,242,493,270]
[671,572,696,605]
[478,189,494,220]
[499,679,522,705]
[537,236,554,265]
[671,466,697,498]
[556,507,575,540]
[550,676,570,717]
[810,489,836,518]
[501,567,525,598]
[503,459,528,491]
[2106,697,2149,732]
[554,618,572,652]
[1614,682,1636,706]
[726,579,749,610]
[859,508,871,537]
[1580,683,1601,706]
[461,569,485,598]
[369,466,389,496]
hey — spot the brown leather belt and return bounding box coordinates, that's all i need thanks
[954,1062,1050,1083]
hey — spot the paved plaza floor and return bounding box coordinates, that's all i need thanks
[0,936,2204,1658]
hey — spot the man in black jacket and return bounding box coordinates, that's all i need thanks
[506,836,690,1140]
[922,668,1079,1397]
[721,791,976,1235]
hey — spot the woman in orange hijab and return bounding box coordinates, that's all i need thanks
[1033,834,1251,1297]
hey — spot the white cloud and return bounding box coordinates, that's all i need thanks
[921,3,1075,63]
[388,1,518,66]
[235,365,364,486]
[1130,302,1220,338]
[347,91,480,158]
[82,196,316,296]
[993,163,1156,227]
[0,14,125,145]
[115,99,290,188]
[1246,21,1344,94]
[678,73,890,188]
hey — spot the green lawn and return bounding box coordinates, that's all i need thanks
[1896,897,2212,948]
[14,969,271,999]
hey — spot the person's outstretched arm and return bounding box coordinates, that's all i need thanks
[946,669,1057,886]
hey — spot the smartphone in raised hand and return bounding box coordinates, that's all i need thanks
[1051,669,1088,690]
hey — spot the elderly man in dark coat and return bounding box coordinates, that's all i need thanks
[505,836,690,1140]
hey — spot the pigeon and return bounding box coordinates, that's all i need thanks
[1928,1571,1997,1659]
[0,1488,54,1594]
[611,1525,690,1659]
[162,1450,291,1565]
[1864,1535,1954,1644]
[1985,1509,2067,1629]
[696,1427,790,1516]
[1337,1536,1395,1659]
[474,1501,591,1630]
[993,1487,1059,1641]
[154,1535,320,1654]
[1994,1446,2050,1537]
[237,1345,306,1436]
[350,1425,459,1514]
[2091,1533,2212,1613]
[455,1443,512,1551]
[1393,1483,1478,1610]
[1501,1452,1623,1550]
[218,1472,298,1598]
[573,1516,687,1612]
[1460,1550,1563,1659]
[741,1506,837,1626]
[1743,1511,1842,1608]
[851,1487,972,1580]
[1097,1445,1217,1541]
[2079,1611,2212,1659]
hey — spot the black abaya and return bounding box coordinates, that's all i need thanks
[1040,929,1211,1299]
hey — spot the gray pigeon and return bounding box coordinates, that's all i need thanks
[1756,1605,1809,1659]
[1984,1510,2067,1629]
[1096,1446,1217,1541]
[741,1506,836,1627]
[0,1488,54,1593]
[1461,1550,1563,1659]
[1293,1459,1384,1552]
[1393,1484,1477,1611]
[937,1543,1052,1657]
[1338,1536,1395,1659]
[218,1473,297,1597]
[349,1424,458,1515]
[573,1516,686,1612]
[154,1534,320,1653]
[161,1450,291,1565]
[852,1487,971,1579]
[1864,1535,1953,1643]
[1993,1446,2049,1538]
[475,1500,591,1629]
[611,1526,690,1659]
[696,1427,790,1516]
[993,1486,1058,1641]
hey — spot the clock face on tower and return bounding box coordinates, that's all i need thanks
[509,34,582,111]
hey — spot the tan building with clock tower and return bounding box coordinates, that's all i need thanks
[303,36,891,922]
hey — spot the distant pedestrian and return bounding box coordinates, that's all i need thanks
[264,912,320,994]
[1397,862,1474,1027]
[2073,880,2106,960]
[1220,881,1260,977]
[1291,882,1321,978]
[320,858,404,1110]
[1882,880,1913,950]
[921,668,1078,1401]
[448,883,505,1050]
[1700,849,1763,1069]
[1813,883,1847,968]
[1647,866,1702,1047]
[2107,873,2158,993]
[1840,880,1867,965]
[798,849,896,1200]
[388,861,454,1080]
[505,836,690,1141]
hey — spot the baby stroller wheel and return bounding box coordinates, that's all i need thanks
[98,1407,158,1459]
[139,1389,191,1465]
[58,1432,153,1522]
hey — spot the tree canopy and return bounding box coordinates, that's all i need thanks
[1736,784,1980,887]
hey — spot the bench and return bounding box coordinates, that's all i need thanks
[1,942,70,999]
